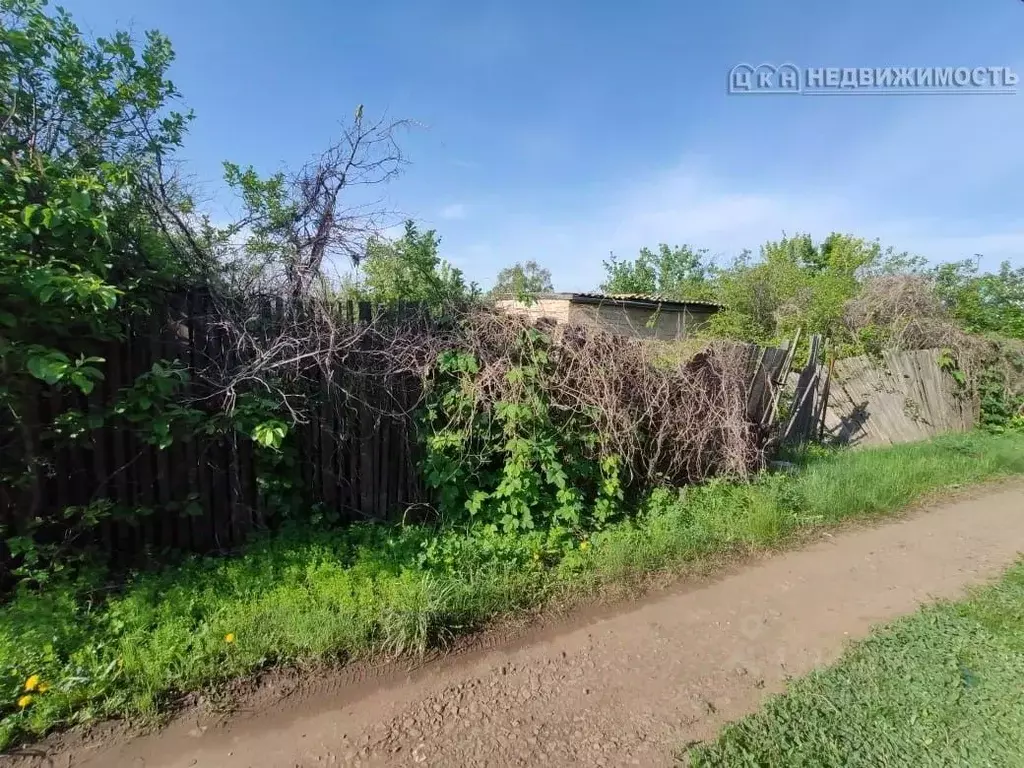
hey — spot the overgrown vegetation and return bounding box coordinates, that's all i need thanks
[3,0,1024,754]
[420,313,764,539]
[344,220,478,306]
[4,0,1022,584]
[0,0,208,584]
[0,0,433,587]
[689,557,1024,767]
[595,234,1024,426]
[600,244,714,301]
[3,431,1024,750]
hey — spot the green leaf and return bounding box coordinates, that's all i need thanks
[22,204,40,227]
[78,366,104,381]
[69,189,91,212]
[251,419,289,450]
[27,352,70,384]
[70,372,95,394]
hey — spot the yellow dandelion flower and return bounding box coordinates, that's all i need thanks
[17,695,33,709]
[224,633,236,644]
[23,674,39,692]
[37,682,50,694]
[579,541,590,551]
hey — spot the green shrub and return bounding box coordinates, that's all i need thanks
[421,329,625,537]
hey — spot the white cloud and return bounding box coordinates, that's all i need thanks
[460,168,1023,292]
[444,88,1024,291]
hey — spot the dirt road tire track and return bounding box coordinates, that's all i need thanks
[7,484,1024,767]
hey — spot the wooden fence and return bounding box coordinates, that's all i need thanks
[777,340,977,447]
[739,342,792,429]
[2,294,796,577]
[821,348,976,446]
[1,292,426,570]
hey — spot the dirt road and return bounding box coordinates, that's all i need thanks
[10,484,1024,767]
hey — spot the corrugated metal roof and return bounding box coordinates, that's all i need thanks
[570,292,723,309]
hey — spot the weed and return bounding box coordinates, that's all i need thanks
[2,431,1024,750]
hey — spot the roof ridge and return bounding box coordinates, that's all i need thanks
[570,291,722,307]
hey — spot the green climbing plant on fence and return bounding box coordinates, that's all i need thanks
[421,325,625,543]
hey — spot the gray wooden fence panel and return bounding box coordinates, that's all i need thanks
[822,348,976,447]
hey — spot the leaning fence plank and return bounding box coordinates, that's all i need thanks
[784,334,822,444]
[817,357,836,442]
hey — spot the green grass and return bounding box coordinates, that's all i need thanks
[3,430,1024,751]
[688,560,1024,767]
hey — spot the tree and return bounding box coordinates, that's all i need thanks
[1,0,203,567]
[599,244,711,299]
[0,0,193,416]
[706,233,919,351]
[934,259,1024,340]
[489,260,553,298]
[212,109,410,298]
[355,220,477,306]
[0,0,432,587]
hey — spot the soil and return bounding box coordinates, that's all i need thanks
[6,483,1024,767]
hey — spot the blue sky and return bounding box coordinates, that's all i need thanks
[63,0,1024,290]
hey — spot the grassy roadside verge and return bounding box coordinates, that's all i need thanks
[687,559,1024,767]
[3,431,1024,750]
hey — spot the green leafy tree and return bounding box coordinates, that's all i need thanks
[0,0,206,579]
[707,233,918,350]
[2,4,186,464]
[0,0,426,589]
[356,220,477,305]
[489,260,553,298]
[934,259,1024,340]
[599,244,711,299]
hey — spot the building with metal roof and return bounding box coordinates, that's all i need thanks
[493,292,722,341]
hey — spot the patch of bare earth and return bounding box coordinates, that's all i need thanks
[5,484,1024,767]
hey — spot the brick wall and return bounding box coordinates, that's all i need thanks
[493,298,572,323]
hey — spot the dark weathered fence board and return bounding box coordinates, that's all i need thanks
[0,292,429,570]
